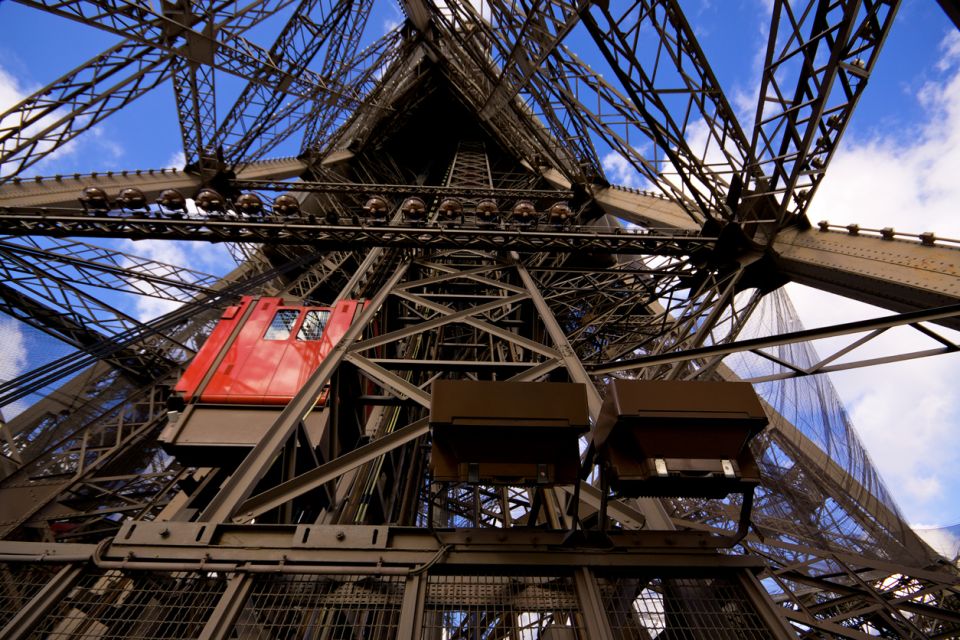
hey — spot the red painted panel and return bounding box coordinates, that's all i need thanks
[174,297,253,401]
[204,297,288,403]
[176,296,365,406]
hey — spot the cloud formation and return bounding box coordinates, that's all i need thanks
[601,150,645,189]
[0,64,28,114]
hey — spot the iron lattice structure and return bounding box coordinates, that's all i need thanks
[0,1,959,638]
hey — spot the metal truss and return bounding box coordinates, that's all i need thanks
[0,0,958,637]
[0,209,712,256]
[235,178,575,200]
[0,237,220,301]
[478,1,588,121]
[0,380,174,539]
[299,25,405,157]
[580,1,756,221]
[215,0,371,168]
[15,0,331,99]
[170,8,219,173]
[0,247,191,372]
[750,0,901,224]
[0,0,297,179]
[421,1,597,180]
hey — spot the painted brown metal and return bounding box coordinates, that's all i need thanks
[595,380,766,498]
[429,380,589,485]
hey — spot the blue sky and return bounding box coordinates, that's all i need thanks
[0,0,958,545]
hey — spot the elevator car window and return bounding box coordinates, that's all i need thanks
[297,310,331,341]
[264,309,300,340]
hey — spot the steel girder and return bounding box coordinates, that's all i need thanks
[0,158,305,208]
[0,237,220,301]
[419,1,597,181]
[0,210,713,256]
[0,248,191,363]
[595,186,960,331]
[580,1,756,222]
[235,178,574,200]
[477,1,588,121]
[0,282,172,382]
[775,225,960,329]
[298,25,405,157]
[170,22,220,172]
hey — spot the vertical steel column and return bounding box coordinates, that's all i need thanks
[396,572,427,640]
[573,567,615,640]
[197,573,254,640]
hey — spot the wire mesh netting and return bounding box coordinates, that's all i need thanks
[597,575,771,639]
[721,289,934,565]
[421,574,584,639]
[27,568,227,639]
[0,562,63,629]
[731,290,898,506]
[232,573,405,639]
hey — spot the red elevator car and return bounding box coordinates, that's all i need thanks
[175,296,364,405]
[160,296,366,462]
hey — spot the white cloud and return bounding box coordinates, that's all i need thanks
[0,64,28,114]
[89,126,124,161]
[808,33,960,238]
[122,237,234,321]
[786,30,960,524]
[383,17,401,33]
[913,524,960,560]
[602,150,644,188]
[837,351,960,508]
[937,29,960,72]
[730,1,774,118]
[166,149,186,170]
[122,239,189,321]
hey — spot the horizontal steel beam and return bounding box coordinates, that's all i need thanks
[774,227,960,330]
[0,524,763,570]
[592,186,701,231]
[597,188,960,330]
[0,211,713,255]
[234,179,575,200]
[0,158,306,208]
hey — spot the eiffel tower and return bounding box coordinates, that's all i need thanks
[0,1,958,638]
